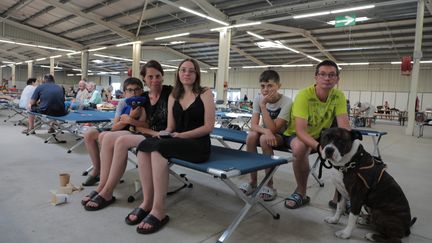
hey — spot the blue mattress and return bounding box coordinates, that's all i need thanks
[31,110,115,123]
[170,145,288,177]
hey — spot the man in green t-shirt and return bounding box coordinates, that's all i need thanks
[283,60,350,209]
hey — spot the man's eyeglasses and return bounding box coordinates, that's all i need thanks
[317,72,338,79]
[125,88,142,93]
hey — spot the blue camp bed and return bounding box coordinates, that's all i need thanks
[28,109,114,153]
[1,102,27,126]
[211,127,388,187]
[170,145,291,243]
[216,111,252,130]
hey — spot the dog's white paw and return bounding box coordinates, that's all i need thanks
[364,233,376,242]
[335,229,351,239]
[324,216,339,224]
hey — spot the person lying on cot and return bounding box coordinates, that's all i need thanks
[132,58,215,234]
[82,61,173,212]
[238,70,292,201]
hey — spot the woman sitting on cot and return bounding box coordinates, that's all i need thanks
[130,59,215,234]
[82,61,173,211]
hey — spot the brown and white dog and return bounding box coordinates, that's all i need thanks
[320,127,416,242]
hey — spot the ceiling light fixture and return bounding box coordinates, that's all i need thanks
[115,41,142,47]
[331,5,375,14]
[306,55,322,62]
[50,55,62,59]
[338,62,370,66]
[154,32,190,40]
[35,58,47,61]
[210,21,262,31]
[293,5,375,19]
[179,6,229,26]
[88,47,107,52]
[247,31,265,40]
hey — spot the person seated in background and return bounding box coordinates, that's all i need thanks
[9,85,18,93]
[384,100,390,114]
[238,70,292,201]
[19,78,38,133]
[26,74,66,133]
[356,101,376,117]
[66,86,76,98]
[83,82,102,108]
[68,80,90,110]
[101,88,112,102]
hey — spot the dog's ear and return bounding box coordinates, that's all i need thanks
[351,130,363,141]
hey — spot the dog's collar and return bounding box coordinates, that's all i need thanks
[334,159,359,172]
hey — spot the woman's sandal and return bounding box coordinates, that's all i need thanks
[82,175,100,186]
[125,207,150,225]
[136,214,170,234]
[81,190,98,206]
[84,195,116,211]
[284,192,310,209]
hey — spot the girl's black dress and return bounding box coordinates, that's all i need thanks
[136,94,210,163]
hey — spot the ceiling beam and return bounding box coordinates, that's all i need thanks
[424,0,432,15]
[0,17,83,49]
[257,23,337,62]
[42,0,135,40]
[191,0,228,21]
[231,45,266,65]
[143,46,211,68]
[1,0,34,18]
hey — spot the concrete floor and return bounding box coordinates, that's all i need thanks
[1,108,431,243]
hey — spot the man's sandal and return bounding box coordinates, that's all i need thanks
[238,183,256,196]
[259,186,277,201]
[284,192,310,209]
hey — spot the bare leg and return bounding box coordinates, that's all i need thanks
[138,152,169,230]
[129,151,153,222]
[285,137,311,208]
[98,134,146,199]
[83,128,101,177]
[28,115,34,130]
[260,134,283,188]
[96,131,130,191]
[246,131,259,186]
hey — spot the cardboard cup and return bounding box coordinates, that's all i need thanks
[59,173,70,187]
[51,193,69,206]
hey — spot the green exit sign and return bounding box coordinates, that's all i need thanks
[335,14,356,27]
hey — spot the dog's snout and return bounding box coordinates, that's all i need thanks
[324,146,335,158]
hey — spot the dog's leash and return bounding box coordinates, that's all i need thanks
[316,143,333,179]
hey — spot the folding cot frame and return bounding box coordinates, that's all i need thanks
[211,127,388,186]
[169,146,290,243]
[27,110,115,153]
[108,135,291,243]
[1,102,28,126]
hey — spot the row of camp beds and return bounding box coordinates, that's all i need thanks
[18,110,387,243]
